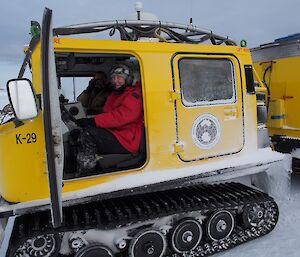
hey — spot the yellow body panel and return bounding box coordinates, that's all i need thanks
[254,56,300,138]
[0,116,49,201]
[0,38,258,203]
[267,99,286,128]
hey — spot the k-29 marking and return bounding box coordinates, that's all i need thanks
[16,133,37,144]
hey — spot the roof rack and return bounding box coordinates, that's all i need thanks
[54,20,237,46]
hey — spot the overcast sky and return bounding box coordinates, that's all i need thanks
[0,0,299,91]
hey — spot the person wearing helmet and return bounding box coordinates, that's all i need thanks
[75,64,143,173]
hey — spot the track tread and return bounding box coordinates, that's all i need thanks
[9,182,279,257]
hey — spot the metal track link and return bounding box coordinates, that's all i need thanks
[8,182,279,257]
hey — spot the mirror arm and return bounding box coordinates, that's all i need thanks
[13,119,24,128]
[18,35,40,79]
[36,94,42,110]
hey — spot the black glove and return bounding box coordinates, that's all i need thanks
[86,79,96,93]
[75,118,96,128]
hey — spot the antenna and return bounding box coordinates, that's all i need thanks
[135,2,143,20]
[186,18,193,32]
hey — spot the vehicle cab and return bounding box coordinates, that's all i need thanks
[0,10,282,218]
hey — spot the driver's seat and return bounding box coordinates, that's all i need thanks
[96,127,146,172]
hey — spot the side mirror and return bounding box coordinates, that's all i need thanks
[7,78,38,120]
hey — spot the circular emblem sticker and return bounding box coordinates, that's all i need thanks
[191,114,221,149]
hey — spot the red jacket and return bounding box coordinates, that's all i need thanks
[94,86,143,153]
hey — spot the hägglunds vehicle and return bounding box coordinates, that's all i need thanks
[0,7,282,257]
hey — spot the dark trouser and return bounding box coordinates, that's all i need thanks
[79,127,130,155]
[76,127,130,173]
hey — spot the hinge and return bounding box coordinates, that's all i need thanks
[282,95,294,100]
[173,143,184,153]
[169,91,180,102]
[224,107,238,120]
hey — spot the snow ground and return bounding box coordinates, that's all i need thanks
[215,173,300,257]
[0,91,8,110]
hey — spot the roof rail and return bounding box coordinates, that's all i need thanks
[54,20,236,46]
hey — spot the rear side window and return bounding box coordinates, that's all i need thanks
[179,58,236,106]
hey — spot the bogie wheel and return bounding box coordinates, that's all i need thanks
[14,233,61,257]
[75,244,114,257]
[129,228,167,257]
[243,203,266,227]
[206,210,235,241]
[170,218,203,253]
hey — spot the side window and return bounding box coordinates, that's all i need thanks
[179,58,236,106]
[60,77,92,102]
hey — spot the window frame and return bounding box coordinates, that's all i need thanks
[178,57,237,107]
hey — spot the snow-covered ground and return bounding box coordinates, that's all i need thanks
[215,173,300,257]
[0,91,8,110]
[0,92,14,124]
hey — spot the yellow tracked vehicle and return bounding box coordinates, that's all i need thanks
[252,34,300,172]
[0,7,282,257]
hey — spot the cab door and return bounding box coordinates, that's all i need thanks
[172,54,244,162]
[41,8,64,228]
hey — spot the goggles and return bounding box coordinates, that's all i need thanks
[111,67,130,76]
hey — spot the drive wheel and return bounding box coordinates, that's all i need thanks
[129,228,167,257]
[171,218,203,253]
[207,210,235,241]
[75,244,114,257]
[14,233,61,257]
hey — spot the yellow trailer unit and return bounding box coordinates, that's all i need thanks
[252,34,300,172]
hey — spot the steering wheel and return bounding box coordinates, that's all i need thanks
[60,104,77,123]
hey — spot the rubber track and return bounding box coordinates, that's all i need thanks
[8,182,279,257]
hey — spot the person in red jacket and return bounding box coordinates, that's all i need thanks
[75,64,143,173]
